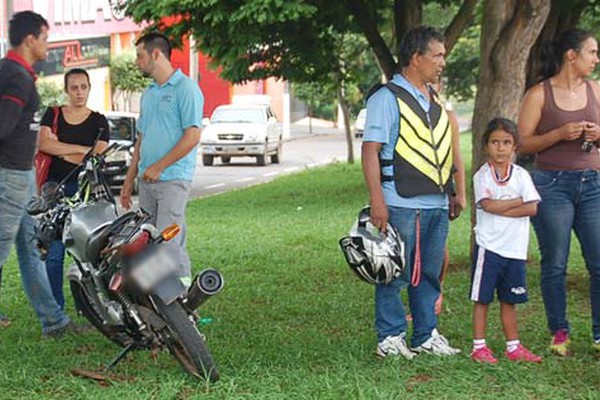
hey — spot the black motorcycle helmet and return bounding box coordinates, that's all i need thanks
[339,206,405,285]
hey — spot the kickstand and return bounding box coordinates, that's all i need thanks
[106,343,134,370]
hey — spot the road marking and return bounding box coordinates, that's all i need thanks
[263,171,280,177]
[236,177,255,183]
[205,183,226,189]
[284,167,300,173]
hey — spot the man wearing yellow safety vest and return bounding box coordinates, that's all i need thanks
[362,26,464,359]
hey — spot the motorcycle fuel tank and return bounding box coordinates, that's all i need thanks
[63,201,117,263]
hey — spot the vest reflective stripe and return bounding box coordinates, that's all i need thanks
[388,84,453,196]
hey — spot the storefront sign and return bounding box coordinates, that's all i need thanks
[13,0,143,39]
[34,36,110,76]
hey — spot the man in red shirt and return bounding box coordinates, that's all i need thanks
[0,11,79,337]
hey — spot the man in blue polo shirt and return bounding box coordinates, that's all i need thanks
[362,26,462,358]
[120,32,204,281]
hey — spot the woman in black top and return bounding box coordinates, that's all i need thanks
[38,68,109,310]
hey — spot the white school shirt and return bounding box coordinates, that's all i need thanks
[473,163,541,260]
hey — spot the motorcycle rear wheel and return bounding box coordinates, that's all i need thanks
[69,280,132,347]
[152,296,219,381]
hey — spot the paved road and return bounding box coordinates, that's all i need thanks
[189,124,361,199]
[120,123,360,211]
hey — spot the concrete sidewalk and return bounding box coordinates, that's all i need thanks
[288,117,345,141]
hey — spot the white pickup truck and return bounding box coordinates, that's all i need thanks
[200,104,282,166]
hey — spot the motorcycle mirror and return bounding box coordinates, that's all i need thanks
[41,181,60,202]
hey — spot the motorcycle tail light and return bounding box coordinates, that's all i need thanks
[109,272,124,292]
[161,224,180,242]
[121,231,150,256]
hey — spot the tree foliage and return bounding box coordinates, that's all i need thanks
[110,52,152,111]
[36,80,66,112]
[122,0,478,164]
[123,1,476,83]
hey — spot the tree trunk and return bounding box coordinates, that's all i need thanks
[308,100,313,134]
[337,83,355,164]
[444,0,477,54]
[472,0,550,171]
[394,0,422,56]
[348,0,476,79]
[124,92,132,112]
[346,0,396,78]
[470,0,550,254]
[525,0,587,88]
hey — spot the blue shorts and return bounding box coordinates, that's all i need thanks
[469,245,528,305]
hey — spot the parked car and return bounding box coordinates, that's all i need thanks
[103,111,138,192]
[200,104,282,166]
[354,108,367,138]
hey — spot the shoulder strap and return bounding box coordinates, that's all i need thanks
[364,81,406,103]
[427,84,440,102]
[384,82,403,95]
[52,106,60,134]
[585,80,600,109]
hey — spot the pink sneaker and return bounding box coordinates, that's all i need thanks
[549,329,570,356]
[471,346,498,364]
[505,344,542,363]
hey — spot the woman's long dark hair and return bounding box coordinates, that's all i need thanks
[539,29,595,81]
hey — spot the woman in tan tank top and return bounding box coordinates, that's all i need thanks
[517,29,600,357]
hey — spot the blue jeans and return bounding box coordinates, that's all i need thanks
[375,206,449,346]
[45,179,78,310]
[531,169,600,340]
[0,168,70,333]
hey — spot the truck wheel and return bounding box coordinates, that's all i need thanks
[271,140,282,164]
[256,143,268,166]
[202,155,214,166]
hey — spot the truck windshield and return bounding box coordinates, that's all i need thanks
[211,108,266,124]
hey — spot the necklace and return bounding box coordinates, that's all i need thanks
[552,79,583,99]
[569,89,578,99]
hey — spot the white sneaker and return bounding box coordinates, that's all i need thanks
[411,329,461,356]
[376,333,415,359]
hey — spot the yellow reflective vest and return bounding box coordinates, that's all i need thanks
[380,83,453,197]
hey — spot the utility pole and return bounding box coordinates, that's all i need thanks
[189,36,198,82]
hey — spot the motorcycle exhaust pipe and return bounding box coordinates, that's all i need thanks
[186,269,224,310]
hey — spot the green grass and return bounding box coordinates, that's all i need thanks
[1,144,600,399]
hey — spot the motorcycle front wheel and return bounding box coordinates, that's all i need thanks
[152,296,219,382]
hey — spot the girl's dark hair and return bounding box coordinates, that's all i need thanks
[64,68,90,91]
[481,117,519,150]
[540,29,595,80]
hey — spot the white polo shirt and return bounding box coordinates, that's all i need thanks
[473,163,541,260]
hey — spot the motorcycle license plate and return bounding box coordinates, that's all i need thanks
[129,246,179,292]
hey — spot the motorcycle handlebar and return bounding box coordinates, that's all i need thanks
[26,197,47,215]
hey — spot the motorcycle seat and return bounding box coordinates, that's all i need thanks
[85,211,138,265]
[86,224,113,265]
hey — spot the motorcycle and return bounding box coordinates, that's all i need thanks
[27,137,223,381]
